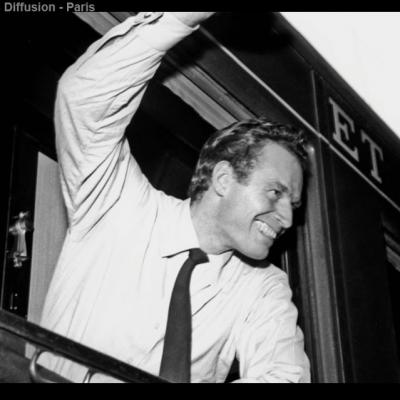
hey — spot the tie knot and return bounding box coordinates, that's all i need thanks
[189,248,209,265]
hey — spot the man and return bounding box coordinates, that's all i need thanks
[40,11,310,383]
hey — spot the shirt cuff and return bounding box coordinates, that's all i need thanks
[137,12,199,52]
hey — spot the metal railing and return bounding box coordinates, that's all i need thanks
[0,309,167,383]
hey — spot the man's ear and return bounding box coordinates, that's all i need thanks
[211,161,234,197]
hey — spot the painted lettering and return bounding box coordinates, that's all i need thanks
[328,97,359,161]
[361,130,384,183]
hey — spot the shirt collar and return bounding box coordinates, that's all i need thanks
[159,198,234,268]
[159,198,201,258]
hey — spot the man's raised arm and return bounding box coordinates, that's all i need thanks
[54,12,214,238]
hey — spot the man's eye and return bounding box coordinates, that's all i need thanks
[269,189,281,198]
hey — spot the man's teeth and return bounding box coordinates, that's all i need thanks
[255,221,277,239]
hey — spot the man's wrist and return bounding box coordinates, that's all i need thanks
[169,12,215,28]
[136,12,199,52]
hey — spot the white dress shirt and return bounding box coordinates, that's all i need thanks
[39,12,310,383]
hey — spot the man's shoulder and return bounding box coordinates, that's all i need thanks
[229,257,294,317]
[234,256,291,290]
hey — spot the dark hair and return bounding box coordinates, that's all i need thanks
[188,118,309,203]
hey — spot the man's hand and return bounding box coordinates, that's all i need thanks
[170,12,216,28]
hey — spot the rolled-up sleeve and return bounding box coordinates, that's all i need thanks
[55,12,197,237]
[233,273,311,383]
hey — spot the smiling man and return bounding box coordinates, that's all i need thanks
[40,12,310,383]
[189,120,306,262]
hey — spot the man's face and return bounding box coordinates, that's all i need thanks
[218,142,303,260]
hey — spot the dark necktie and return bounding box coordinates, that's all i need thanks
[159,248,209,383]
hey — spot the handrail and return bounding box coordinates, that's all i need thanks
[0,309,167,383]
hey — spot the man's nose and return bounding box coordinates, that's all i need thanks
[276,198,293,229]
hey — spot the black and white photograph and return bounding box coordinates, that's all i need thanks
[1,7,399,383]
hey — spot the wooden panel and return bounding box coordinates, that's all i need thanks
[27,153,68,326]
[315,74,400,211]
[330,155,399,382]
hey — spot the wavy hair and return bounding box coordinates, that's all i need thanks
[188,118,309,203]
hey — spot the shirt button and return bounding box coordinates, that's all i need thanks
[154,322,160,330]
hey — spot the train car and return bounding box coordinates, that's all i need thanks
[1,11,399,383]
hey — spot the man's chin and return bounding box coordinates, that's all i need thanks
[251,252,270,261]
[243,246,271,261]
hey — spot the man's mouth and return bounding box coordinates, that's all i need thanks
[255,220,277,239]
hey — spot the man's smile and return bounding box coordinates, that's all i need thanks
[255,220,277,239]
